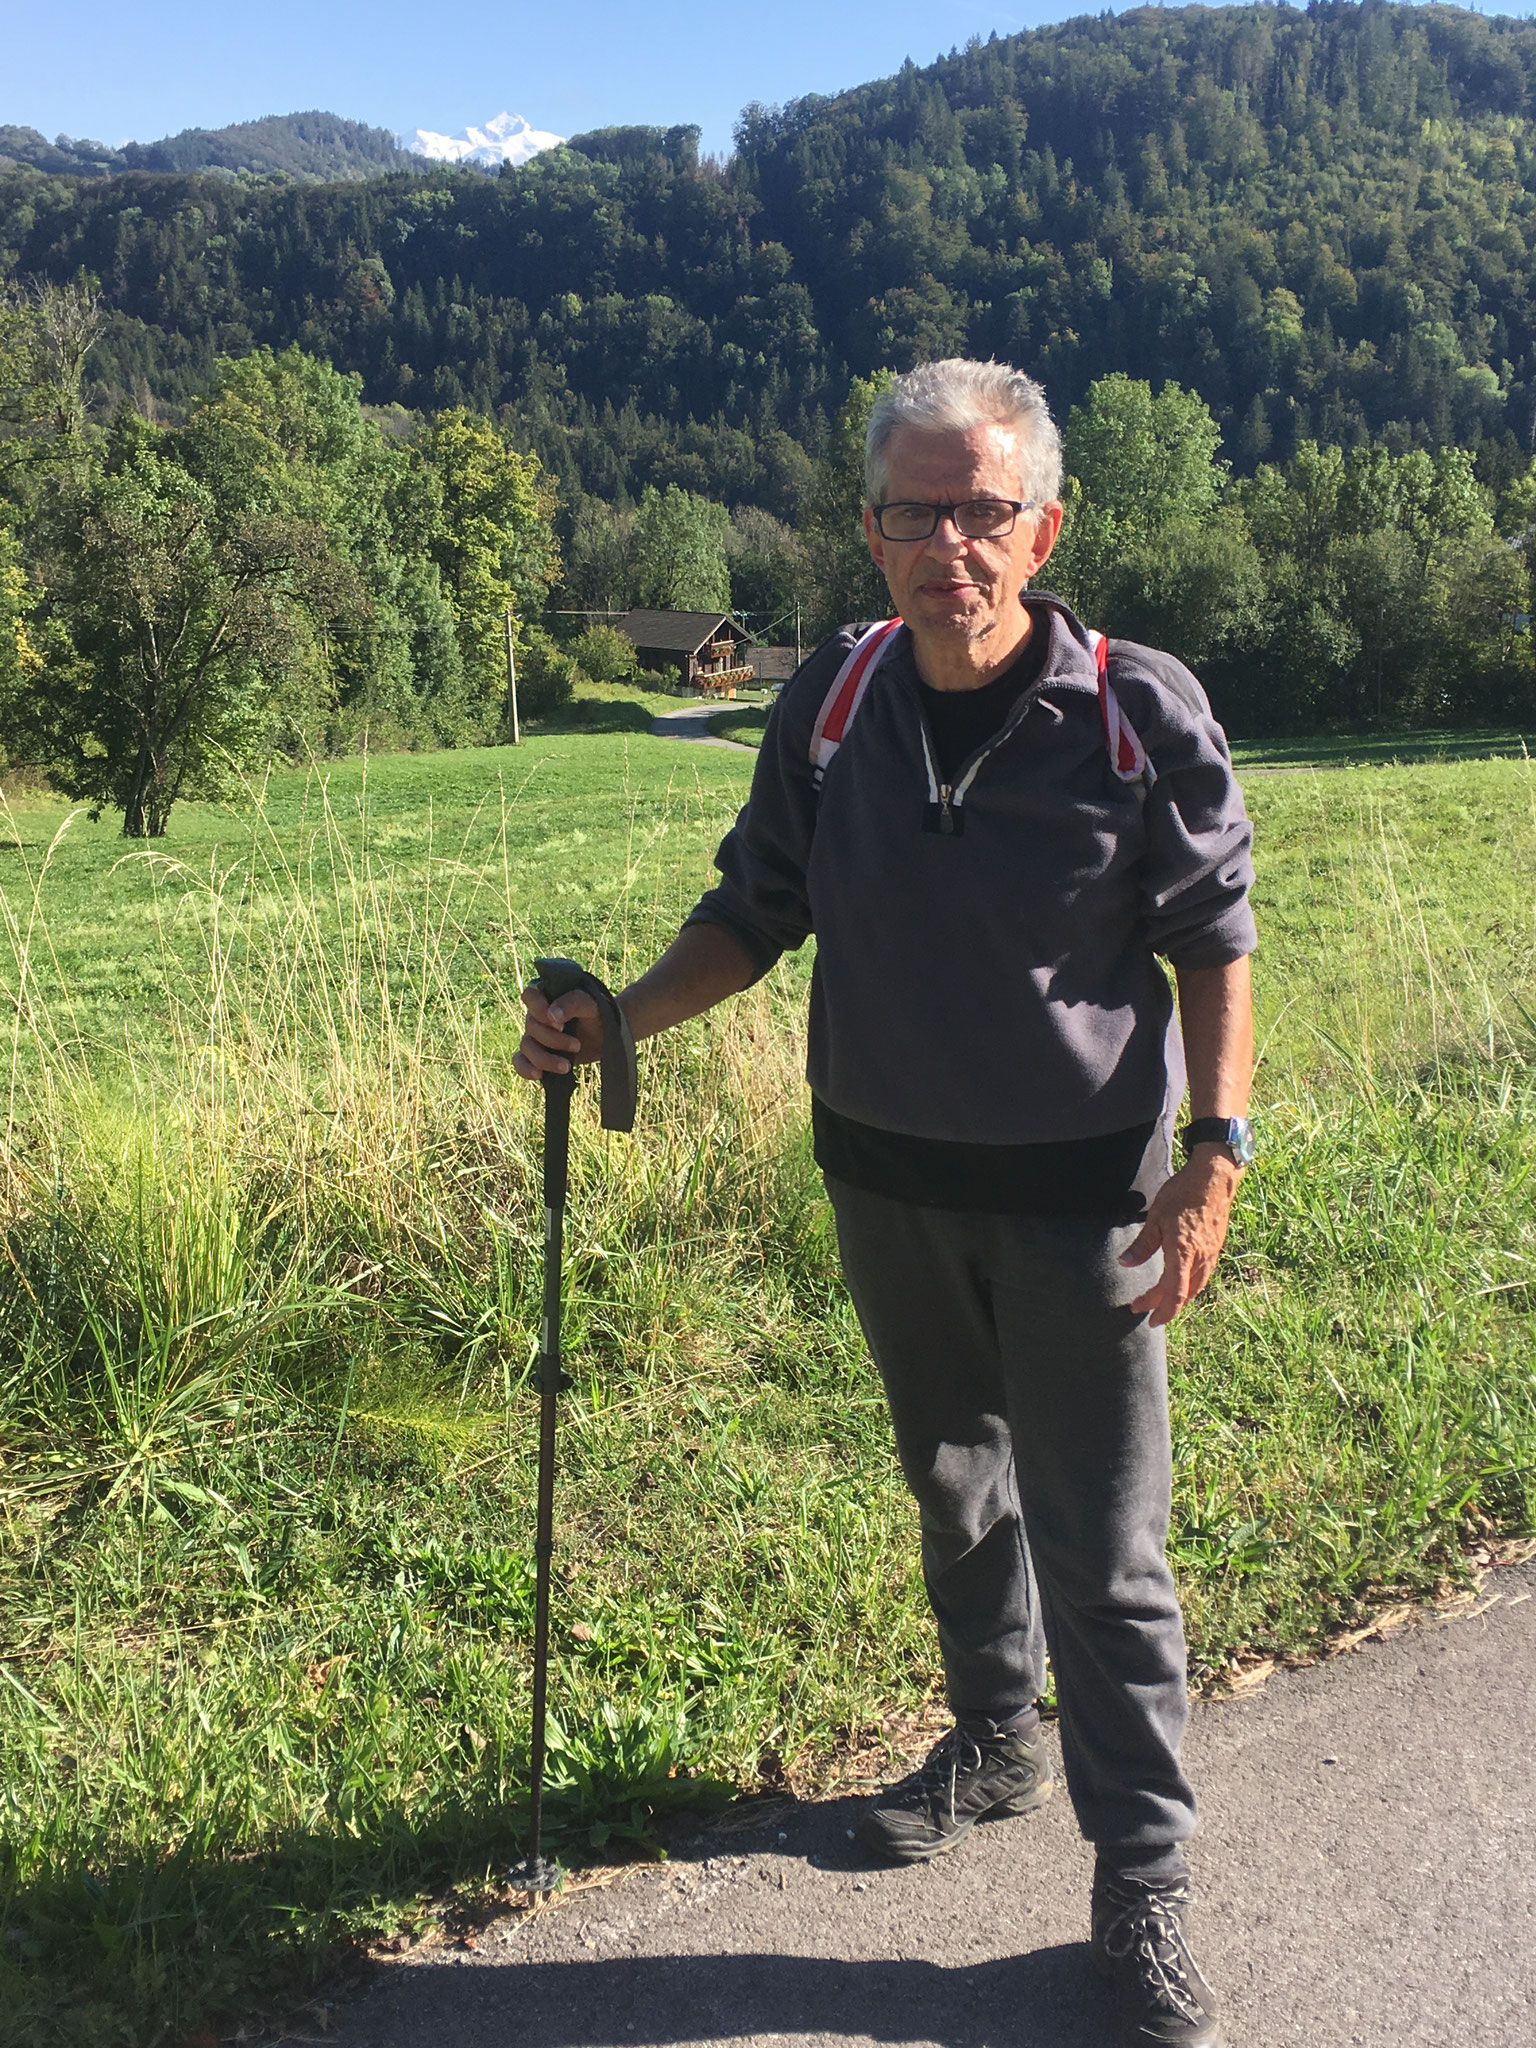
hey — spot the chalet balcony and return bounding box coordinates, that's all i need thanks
[689,663,756,700]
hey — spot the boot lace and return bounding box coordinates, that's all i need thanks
[1099,1879,1205,2023]
[890,1724,987,1823]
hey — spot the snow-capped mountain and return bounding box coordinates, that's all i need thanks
[396,112,563,169]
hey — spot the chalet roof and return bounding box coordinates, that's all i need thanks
[747,645,799,681]
[615,609,748,655]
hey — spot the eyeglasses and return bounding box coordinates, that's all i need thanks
[871,498,1035,541]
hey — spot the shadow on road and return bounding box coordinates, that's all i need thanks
[347,1945,1102,2047]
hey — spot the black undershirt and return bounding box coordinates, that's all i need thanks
[914,626,1049,782]
[813,1100,1157,1220]
[813,623,1154,1220]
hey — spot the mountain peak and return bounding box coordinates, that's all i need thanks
[397,112,564,169]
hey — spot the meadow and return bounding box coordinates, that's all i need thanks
[0,724,1534,2046]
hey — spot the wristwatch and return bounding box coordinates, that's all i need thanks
[1179,1116,1256,1168]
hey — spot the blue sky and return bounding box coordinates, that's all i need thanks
[3,1,1246,159]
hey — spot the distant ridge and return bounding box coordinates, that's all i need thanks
[396,112,565,169]
[0,126,121,177]
[0,111,419,181]
[124,112,416,179]
[0,107,566,182]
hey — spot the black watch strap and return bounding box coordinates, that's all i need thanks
[1179,1116,1255,1165]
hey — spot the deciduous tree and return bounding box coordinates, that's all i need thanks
[802,371,894,637]
[0,275,99,484]
[418,409,560,722]
[26,424,358,835]
[725,505,809,633]
[632,485,731,612]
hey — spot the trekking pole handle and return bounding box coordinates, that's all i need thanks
[540,1064,575,1209]
[533,957,639,1132]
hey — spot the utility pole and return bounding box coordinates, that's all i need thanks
[505,610,521,746]
[794,597,801,667]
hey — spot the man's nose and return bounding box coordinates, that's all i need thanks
[923,514,967,555]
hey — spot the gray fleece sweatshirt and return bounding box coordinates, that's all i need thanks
[686,597,1257,1147]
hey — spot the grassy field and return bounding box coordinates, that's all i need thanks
[707,705,772,746]
[1,728,1534,2045]
[708,705,1536,768]
[1233,727,1534,770]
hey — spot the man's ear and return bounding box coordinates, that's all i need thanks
[1025,502,1065,578]
[862,504,886,572]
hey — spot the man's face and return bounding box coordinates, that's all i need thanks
[863,421,1063,654]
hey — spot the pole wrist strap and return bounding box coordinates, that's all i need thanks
[532,956,639,1132]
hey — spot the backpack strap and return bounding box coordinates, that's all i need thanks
[1085,628,1156,788]
[807,611,1155,791]
[809,619,902,787]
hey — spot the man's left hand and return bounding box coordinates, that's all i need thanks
[1119,1151,1243,1328]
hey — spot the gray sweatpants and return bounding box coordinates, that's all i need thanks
[827,1177,1197,1860]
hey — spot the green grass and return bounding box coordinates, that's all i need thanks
[0,733,1534,2045]
[708,705,772,746]
[534,679,775,740]
[530,677,697,735]
[0,734,754,1058]
[697,708,1535,767]
[1231,726,1533,770]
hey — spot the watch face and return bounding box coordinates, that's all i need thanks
[1230,1118,1256,1166]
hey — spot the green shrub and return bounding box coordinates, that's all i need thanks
[515,625,578,719]
[570,623,637,685]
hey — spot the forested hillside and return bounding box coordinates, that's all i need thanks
[738,0,1536,472]
[5,3,1536,763]
[5,4,1536,503]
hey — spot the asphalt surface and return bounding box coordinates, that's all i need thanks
[648,704,756,750]
[321,1558,1536,2048]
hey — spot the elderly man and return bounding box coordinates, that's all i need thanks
[517,358,1255,2047]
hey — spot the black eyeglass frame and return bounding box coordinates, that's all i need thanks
[870,497,1037,541]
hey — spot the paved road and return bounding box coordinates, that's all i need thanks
[323,1560,1535,2048]
[648,704,756,750]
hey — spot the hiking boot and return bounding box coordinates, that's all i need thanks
[856,1715,1053,1864]
[1091,1868,1223,2046]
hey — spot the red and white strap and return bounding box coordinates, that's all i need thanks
[808,612,1154,792]
[1086,627,1153,785]
[809,618,903,786]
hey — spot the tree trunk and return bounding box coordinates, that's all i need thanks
[121,746,169,837]
[122,796,172,837]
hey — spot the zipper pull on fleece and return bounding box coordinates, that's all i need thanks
[938,784,956,834]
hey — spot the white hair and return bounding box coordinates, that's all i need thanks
[864,359,1063,507]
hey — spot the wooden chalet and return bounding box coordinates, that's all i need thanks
[746,645,799,686]
[615,610,755,697]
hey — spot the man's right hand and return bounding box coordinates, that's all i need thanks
[510,923,761,1086]
[514,982,604,1081]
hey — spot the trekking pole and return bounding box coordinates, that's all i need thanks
[508,957,637,1895]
